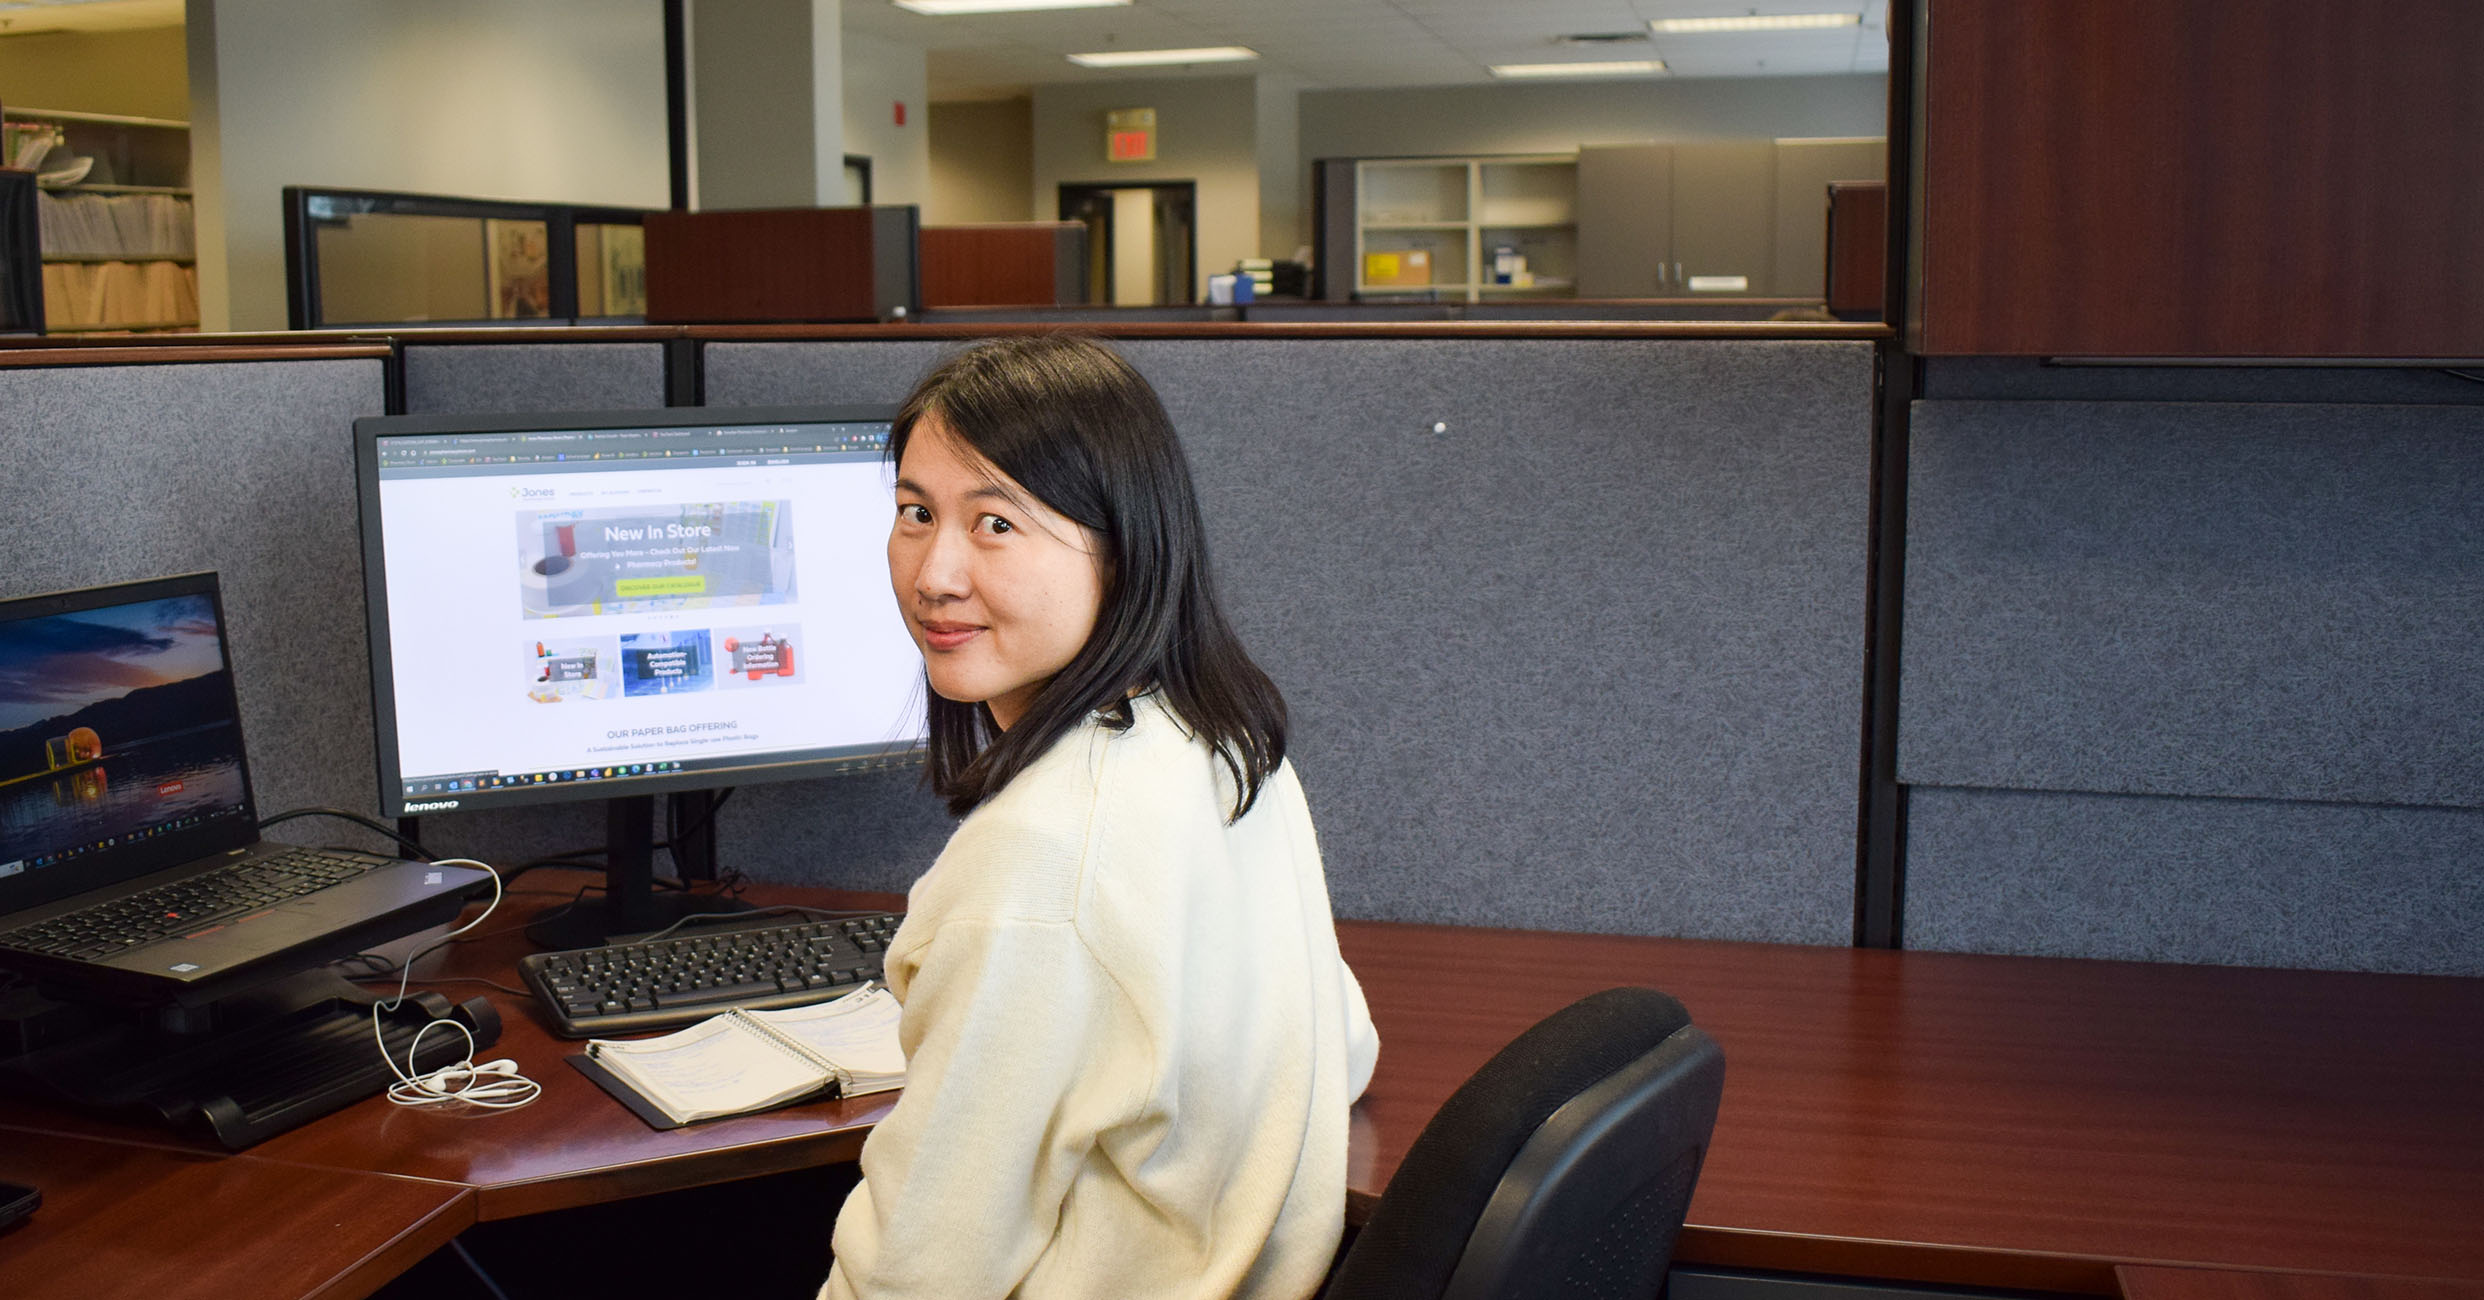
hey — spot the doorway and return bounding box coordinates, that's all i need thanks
[1058,181,1196,306]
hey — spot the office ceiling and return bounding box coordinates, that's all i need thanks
[0,0,1891,98]
[847,0,1893,100]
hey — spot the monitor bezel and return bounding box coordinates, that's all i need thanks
[352,403,922,821]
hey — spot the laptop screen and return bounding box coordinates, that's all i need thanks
[0,574,258,913]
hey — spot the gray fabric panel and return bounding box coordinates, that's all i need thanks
[0,359,604,866]
[1921,358,2484,406]
[1905,785,2484,976]
[705,338,1877,944]
[1901,400,2484,808]
[703,341,957,407]
[402,343,667,414]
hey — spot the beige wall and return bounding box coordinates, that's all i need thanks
[842,28,928,207]
[0,26,189,120]
[188,0,669,332]
[1031,75,1258,302]
[1253,74,1305,260]
[927,98,1032,224]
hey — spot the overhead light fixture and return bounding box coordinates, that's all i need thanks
[1067,46,1258,67]
[894,0,1128,14]
[1490,60,1665,78]
[1651,13,1862,34]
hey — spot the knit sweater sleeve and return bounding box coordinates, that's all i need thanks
[822,858,1147,1297]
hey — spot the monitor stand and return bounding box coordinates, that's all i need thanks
[0,968,499,1150]
[523,794,748,950]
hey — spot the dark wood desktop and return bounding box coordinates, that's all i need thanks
[4,871,2480,1300]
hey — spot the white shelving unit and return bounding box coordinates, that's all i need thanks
[1354,155,1578,301]
[9,107,197,333]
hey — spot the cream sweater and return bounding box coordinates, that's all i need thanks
[823,696,1379,1300]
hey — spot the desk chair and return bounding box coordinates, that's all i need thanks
[1324,987,1724,1300]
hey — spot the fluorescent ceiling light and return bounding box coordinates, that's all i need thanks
[1651,12,1862,34]
[1490,60,1665,78]
[1068,46,1259,67]
[894,0,1128,13]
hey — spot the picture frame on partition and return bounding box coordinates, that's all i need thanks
[485,217,551,319]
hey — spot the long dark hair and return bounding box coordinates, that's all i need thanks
[890,335,1286,821]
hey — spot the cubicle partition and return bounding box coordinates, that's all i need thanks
[9,331,2478,974]
[1,327,1881,949]
[700,336,1878,943]
[1899,364,2484,976]
[0,349,401,847]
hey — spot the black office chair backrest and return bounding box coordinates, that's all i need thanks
[1323,986,1725,1300]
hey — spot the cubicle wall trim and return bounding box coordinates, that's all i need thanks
[0,323,1892,357]
[1854,0,1922,949]
[0,344,393,368]
[686,321,1896,343]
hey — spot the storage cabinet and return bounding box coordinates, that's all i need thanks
[1319,140,1884,305]
[1353,156,1577,301]
[1576,142,1779,298]
[5,107,197,333]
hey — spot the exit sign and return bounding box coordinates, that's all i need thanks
[1105,107,1156,162]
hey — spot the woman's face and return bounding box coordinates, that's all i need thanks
[888,415,1107,730]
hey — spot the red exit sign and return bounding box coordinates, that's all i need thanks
[1104,107,1156,162]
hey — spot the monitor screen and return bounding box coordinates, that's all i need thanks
[0,573,257,903]
[356,406,925,818]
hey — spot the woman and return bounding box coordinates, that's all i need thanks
[825,336,1380,1300]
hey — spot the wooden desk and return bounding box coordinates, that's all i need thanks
[1339,923,2484,1294]
[4,876,2480,1299]
[0,1126,470,1300]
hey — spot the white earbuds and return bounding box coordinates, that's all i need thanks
[372,860,543,1112]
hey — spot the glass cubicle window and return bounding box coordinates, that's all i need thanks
[312,208,495,325]
[573,222,646,318]
[284,188,655,329]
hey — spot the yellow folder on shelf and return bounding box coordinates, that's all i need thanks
[1364,250,1431,287]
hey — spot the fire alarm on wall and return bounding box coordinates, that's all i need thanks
[894,101,907,126]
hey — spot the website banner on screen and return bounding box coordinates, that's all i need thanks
[369,419,923,803]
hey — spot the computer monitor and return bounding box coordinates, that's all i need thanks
[354,405,925,944]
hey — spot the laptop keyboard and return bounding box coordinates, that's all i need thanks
[0,848,394,962]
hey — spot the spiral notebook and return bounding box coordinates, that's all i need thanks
[570,984,905,1129]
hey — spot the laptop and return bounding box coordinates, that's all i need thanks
[0,573,487,1007]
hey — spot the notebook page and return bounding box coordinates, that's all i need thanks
[586,1013,827,1123]
[747,986,906,1094]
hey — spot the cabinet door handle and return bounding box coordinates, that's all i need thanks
[1675,261,1685,283]
[1657,262,1668,287]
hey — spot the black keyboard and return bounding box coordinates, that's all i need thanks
[0,847,394,962]
[520,911,902,1038]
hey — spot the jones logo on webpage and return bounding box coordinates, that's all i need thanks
[405,799,462,813]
